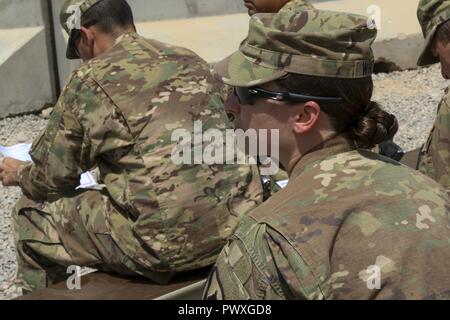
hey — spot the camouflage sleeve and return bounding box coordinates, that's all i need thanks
[18,71,134,201]
[202,240,256,300]
[203,217,314,300]
[419,92,450,191]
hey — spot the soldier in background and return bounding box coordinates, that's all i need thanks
[417,0,450,193]
[243,0,314,16]
[0,0,263,292]
[203,9,450,300]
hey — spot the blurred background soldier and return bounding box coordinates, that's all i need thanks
[417,0,450,194]
[0,0,263,292]
[203,9,450,300]
[243,0,314,16]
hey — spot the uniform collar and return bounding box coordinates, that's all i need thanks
[290,135,357,181]
[113,32,139,45]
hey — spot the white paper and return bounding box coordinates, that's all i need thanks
[77,171,98,190]
[0,144,32,162]
[276,179,289,189]
[0,144,98,190]
[79,267,98,277]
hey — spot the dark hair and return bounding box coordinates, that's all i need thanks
[81,0,135,35]
[277,74,398,149]
[435,19,450,44]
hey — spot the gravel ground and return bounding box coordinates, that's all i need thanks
[373,64,448,150]
[0,64,447,300]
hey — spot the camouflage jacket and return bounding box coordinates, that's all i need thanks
[18,32,264,273]
[418,86,450,193]
[204,136,450,300]
[279,0,314,13]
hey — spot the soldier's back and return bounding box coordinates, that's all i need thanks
[70,32,263,274]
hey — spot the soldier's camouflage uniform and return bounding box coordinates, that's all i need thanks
[417,0,450,193]
[13,1,263,291]
[418,89,450,192]
[279,0,314,13]
[203,9,450,300]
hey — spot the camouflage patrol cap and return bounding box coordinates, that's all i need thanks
[60,0,103,59]
[417,0,450,66]
[212,10,377,87]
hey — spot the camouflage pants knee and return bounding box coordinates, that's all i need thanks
[12,190,166,291]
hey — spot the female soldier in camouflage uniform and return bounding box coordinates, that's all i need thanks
[203,9,450,300]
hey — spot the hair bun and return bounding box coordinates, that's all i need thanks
[352,101,398,149]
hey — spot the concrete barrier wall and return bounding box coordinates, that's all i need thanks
[130,0,246,21]
[0,27,53,117]
[0,0,44,28]
[0,0,56,118]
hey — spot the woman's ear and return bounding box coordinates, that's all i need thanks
[292,101,321,134]
[75,26,95,61]
[79,26,94,47]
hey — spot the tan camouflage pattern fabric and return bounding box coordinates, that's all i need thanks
[417,0,450,66]
[13,191,168,291]
[204,136,450,300]
[14,33,264,290]
[213,9,377,87]
[279,0,314,13]
[418,86,450,194]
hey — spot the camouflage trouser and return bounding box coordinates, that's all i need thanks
[12,190,172,292]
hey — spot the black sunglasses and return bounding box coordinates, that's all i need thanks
[234,87,343,105]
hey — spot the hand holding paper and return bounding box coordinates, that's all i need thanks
[0,144,32,162]
[0,143,98,189]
